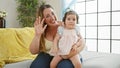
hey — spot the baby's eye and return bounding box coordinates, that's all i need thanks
[73,18,75,21]
[67,18,70,20]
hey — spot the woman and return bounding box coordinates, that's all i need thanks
[29,4,85,68]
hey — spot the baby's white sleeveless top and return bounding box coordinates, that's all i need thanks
[57,26,80,55]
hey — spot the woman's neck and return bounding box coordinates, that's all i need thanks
[45,26,58,41]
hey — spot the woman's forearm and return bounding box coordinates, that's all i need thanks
[77,38,85,53]
[29,35,41,54]
[63,38,85,59]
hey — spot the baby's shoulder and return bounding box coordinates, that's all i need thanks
[57,26,64,36]
[75,25,80,29]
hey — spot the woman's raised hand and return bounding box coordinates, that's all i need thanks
[34,17,47,36]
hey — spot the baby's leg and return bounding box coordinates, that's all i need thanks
[50,55,62,68]
[69,54,82,68]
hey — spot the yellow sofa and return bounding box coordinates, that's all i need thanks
[1,27,120,68]
[0,27,36,68]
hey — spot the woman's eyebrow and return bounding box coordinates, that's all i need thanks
[45,14,50,18]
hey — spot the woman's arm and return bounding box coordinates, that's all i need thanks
[52,33,60,53]
[75,35,85,53]
[29,17,47,54]
[29,35,41,54]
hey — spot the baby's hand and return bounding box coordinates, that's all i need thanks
[49,47,58,56]
[51,47,58,55]
[53,47,58,53]
[61,55,68,59]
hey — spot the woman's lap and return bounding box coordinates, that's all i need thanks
[57,56,83,68]
[30,52,53,68]
[57,59,74,68]
[30,52,82,68]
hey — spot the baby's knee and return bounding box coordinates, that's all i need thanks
[74,62,82,68]
[50,62,57,68]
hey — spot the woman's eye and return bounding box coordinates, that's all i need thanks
[45,12,54,18]
[52,12,54,15]
[46,15,50,18]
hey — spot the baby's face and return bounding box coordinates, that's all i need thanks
[65,14,77,29]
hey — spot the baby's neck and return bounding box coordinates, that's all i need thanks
[64,26,75,30]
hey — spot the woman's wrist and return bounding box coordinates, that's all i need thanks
[35,33,42,38]
[75,42,80,47]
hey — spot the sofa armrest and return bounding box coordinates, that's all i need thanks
[81,51,120,68]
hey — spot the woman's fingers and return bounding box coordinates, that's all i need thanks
[34,18,38,26]
[35,16,41,26]
[34,16,46,32]
[41,18,45,26]
[38,16,41,24]
[34,17,45,26]
[43,24,47,31]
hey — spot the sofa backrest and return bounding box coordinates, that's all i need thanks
[0,27,36,67]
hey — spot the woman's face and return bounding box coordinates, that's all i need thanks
[43,8,57,26]
[65,14,77,29]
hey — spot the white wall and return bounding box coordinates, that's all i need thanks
[43,0,62,20]
[0,0,19,28]
[0,0,62,28]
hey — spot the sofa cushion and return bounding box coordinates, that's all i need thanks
[4,60,33,68]
[0,27,36,67]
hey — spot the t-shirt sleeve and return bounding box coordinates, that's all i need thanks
[57,26,64,36]
[75,25,81,36]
